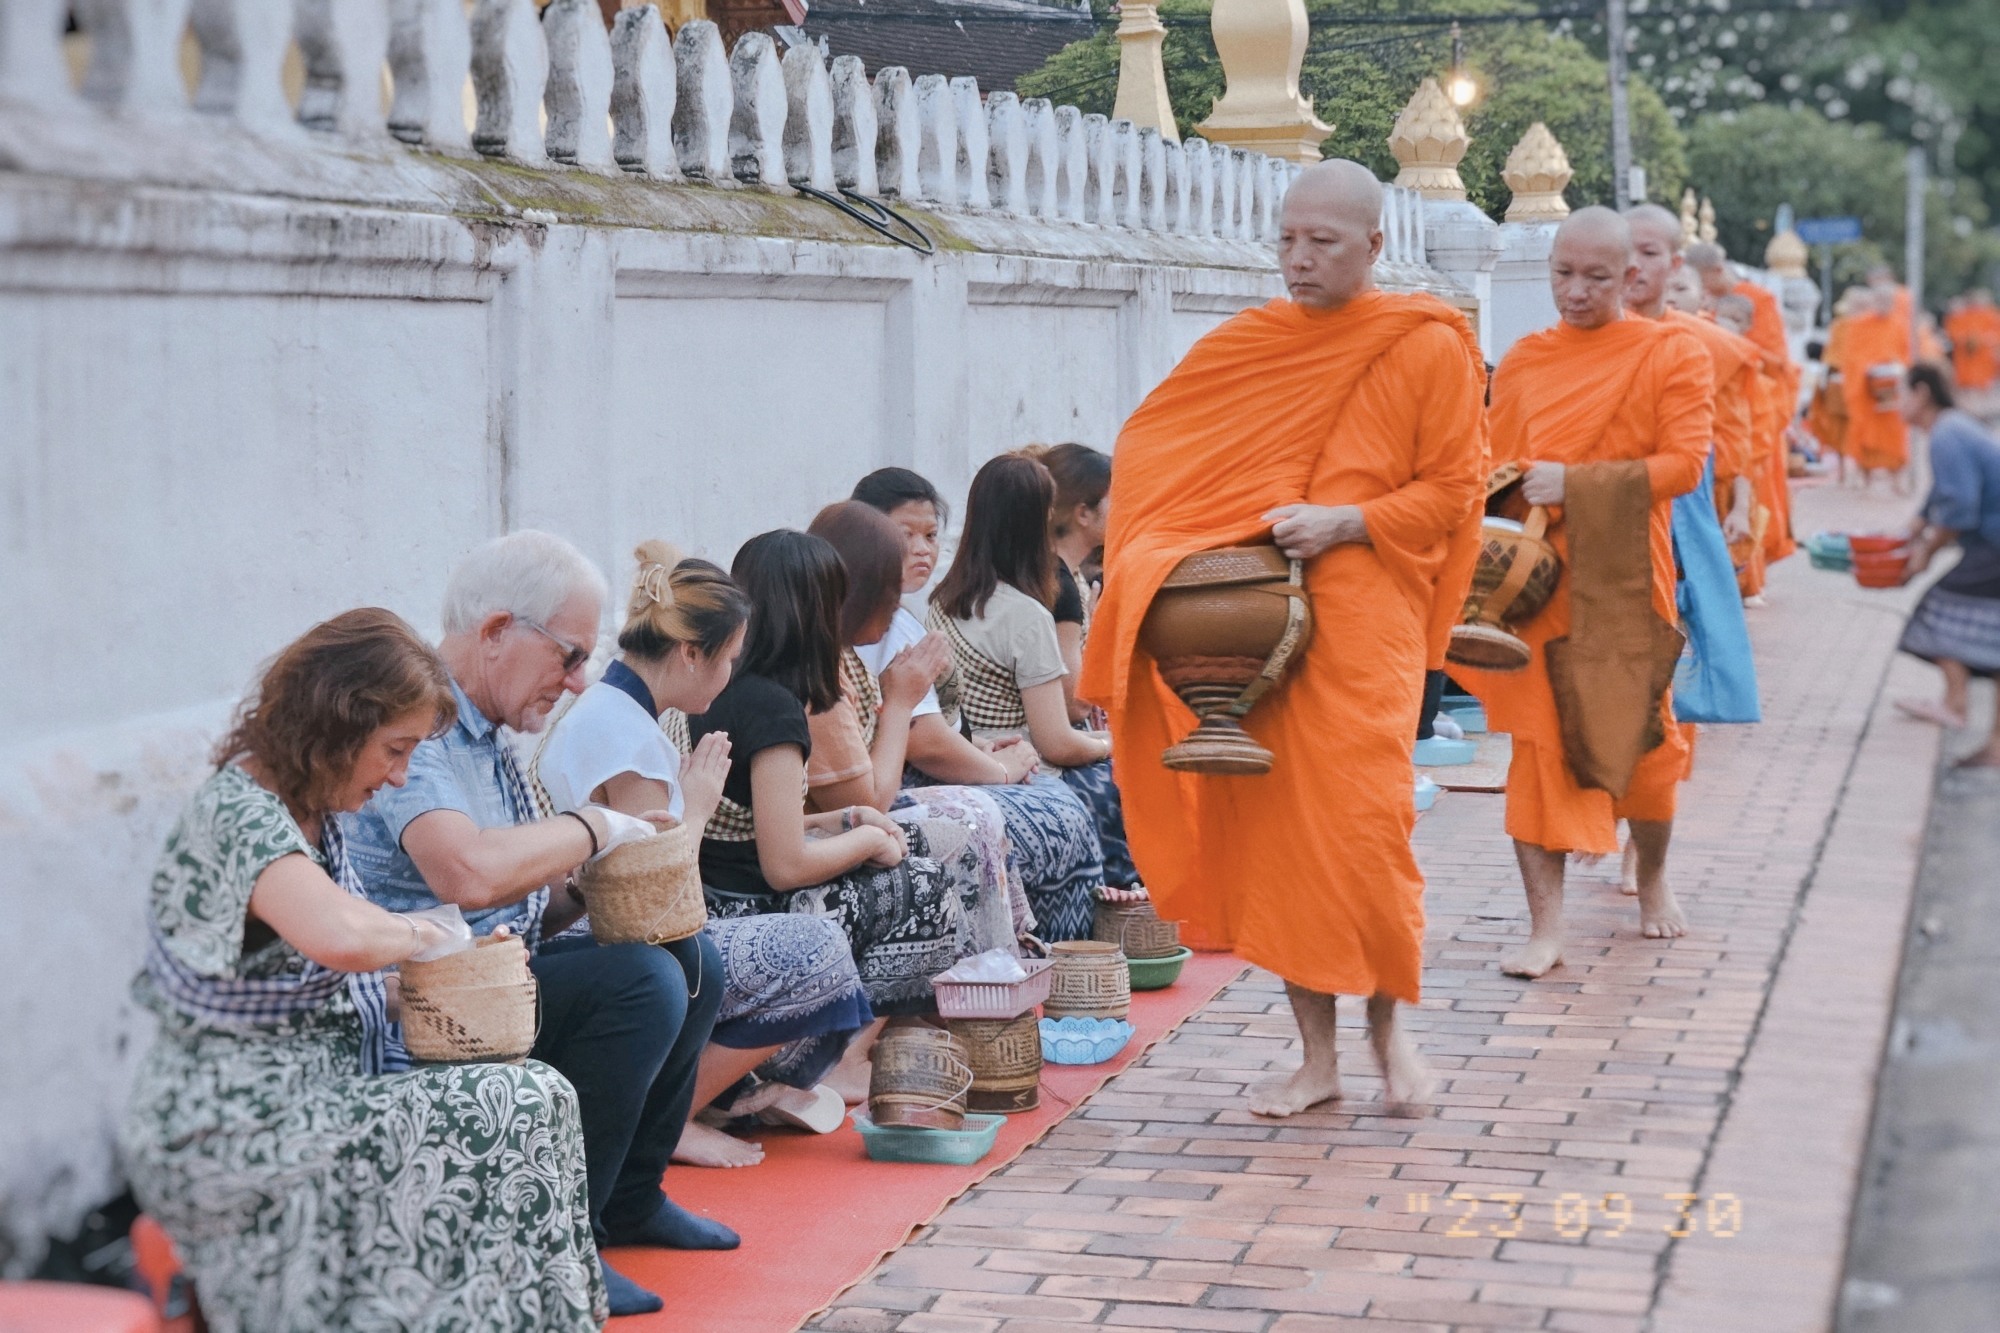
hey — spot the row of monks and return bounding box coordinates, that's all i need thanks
[1080,163,1820,1116]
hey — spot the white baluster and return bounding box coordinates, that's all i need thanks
[1381,186,1401,264]
[295,0,389,137]
[985,90,1028,216]
[471,0,546,161]
[610,4,677,178]
[1209,142,1234,239]
[1183,135,1211,239]
[671,19,730,182]
[1111,118,1141,228]
[1052,104,1088,223]
[726,31,785,189]
[190,0,296,134]
[386,0,470,149]
[872,66,918,200]
[78,0,193,114]
[1160,136,1187,234]
[828,55,876,195]
[1250,154,1274,241]
[1230,149,1255,239]
[780,42,833,191]
[1018,97,1058,220]
[1082,113,1111,224]
[950,77,988,210]
[1137,127,1166,232]
[0,0,73,108]
[544,0,614,169]
[911,73,955,205]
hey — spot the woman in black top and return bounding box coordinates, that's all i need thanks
[679,530,967,1028]
[1021,444,1112,726]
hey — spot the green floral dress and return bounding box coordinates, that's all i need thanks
[120,766,607,1333]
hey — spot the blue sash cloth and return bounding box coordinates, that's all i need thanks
[143,816,404,1075]
[1671,453,1762,724]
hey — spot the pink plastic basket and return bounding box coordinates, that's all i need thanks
[931,956,1054,1019]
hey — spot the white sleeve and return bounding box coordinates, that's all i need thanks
[858,608,941,718]
[536,687,686,821]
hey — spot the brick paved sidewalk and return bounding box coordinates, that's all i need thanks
[809,483,1942,1333]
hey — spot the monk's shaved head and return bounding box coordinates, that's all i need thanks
[1625,204,1682,251]
[1684,241,1733,297]
[1623,204,1684,319]
[1278,158,1385,312]
[1549,207,1636,330]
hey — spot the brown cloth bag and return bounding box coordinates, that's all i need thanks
[1543,460,1686,799]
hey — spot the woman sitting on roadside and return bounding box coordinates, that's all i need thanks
[929,454,1142,892]
[852,467,1108,940]
[530,543,873,1168]
[123,609,604,1332]
[1019,443,1113,727]
[807,502,1022,952]
[673,529,967,1067]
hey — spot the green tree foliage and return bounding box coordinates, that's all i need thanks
[1016,0,1686,220]
[1685,103,2000,298]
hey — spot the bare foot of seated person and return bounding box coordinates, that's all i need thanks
[673,1119,765,1169]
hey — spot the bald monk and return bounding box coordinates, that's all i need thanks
[1080,159,1487,1115]
[1841,286,1914,485]
[1713,292,1788,594]
[1454,209,1712,978]
[1946,290,2000,392]
[1664,266,1705,315]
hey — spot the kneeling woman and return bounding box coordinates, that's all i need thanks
[674,529,968,1029]
[122,610,604,1333]
[928,453,1141,894]
[531,543,874,1168]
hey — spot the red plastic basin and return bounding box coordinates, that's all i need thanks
[0,1281,160,1332]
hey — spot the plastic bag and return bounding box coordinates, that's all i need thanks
[403,902,475,962]
[938,948,1030,984]
[1670,453,1762,724]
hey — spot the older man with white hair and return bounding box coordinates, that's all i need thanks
[343,530,732,1319]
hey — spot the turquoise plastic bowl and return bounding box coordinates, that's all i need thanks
[1414,736,1477,766]
[1413,775,1440,812]
[1445,705,1488,734]
[851,1112,1005,1165]
[1040,1016,1135,1064]
[1127,945,1193,991]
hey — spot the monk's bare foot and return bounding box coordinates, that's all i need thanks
[1638,877,1688,939]
[1249,1067,1343,1117]
[1896,697,1969,728]
[1501,938,1565,978]
[1619,840,1640,896]
[1366,994,1435,1116]
[672,1121,764,1168]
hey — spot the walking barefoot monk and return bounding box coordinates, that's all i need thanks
[1081,160,1487,1116]
[1454,208,1712,979]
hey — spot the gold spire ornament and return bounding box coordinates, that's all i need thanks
[1765,226,1809,278]
[1501,122,1572,223]
[1195,0,1332,163]
[1679,188,1700,247]
[1113,3,1179,141]
[1698,196,1717,244]
[1386,78,1469,202]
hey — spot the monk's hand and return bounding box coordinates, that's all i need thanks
[1264,504,1369,559]
[1521,462,1566,506]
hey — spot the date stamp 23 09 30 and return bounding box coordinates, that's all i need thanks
[1403,1192,1744,1240]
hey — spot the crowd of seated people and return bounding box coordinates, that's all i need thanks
[122,451,1142,1327]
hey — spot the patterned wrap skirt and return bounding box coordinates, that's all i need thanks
[1901,542,2000,677]
[1057,758,1140,890]
[890,786,1020,953]
[981,775,1105,941]
[122,998,605,1333]
[705,914,873,1088]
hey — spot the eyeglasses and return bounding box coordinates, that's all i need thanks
[517,618,590,675]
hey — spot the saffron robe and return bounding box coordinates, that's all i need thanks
[1665,310,1766,595]
[1079,290,1486,1001]
[1946,304,2000,390]
[1454,317,1712,853]
[1840,311,1913,472]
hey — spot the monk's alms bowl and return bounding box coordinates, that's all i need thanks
[1138,545,1313,775]
[1448,507,1561,674]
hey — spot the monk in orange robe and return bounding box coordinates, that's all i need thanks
[1712,276,1801,568]
[1081,160,1487,1115]
[1841,287,1914,481]
[1454,209,1712,979]
[1945,290,2000,390]
[1712,291,1786,593]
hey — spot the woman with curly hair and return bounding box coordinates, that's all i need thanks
[121,608,605,1333]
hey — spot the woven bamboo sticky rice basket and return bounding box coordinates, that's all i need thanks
[400,935,538,1065]
[868,1023,972,1130]
[947,1013,1044,1113]
[1044,939,1131,1020]
[1091,900,1181,959]
[577,823,707,945]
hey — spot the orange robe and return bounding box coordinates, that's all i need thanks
[1814,318,1855,457]
[1947,305,2000,389]
[1732,281,1796,398]
[1080,291,1487,1001]
[1454,318,1712,855]
[1840,311,1912,471]
[1663,310,1763,592]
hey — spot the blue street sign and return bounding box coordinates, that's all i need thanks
[1796,216,1863,245]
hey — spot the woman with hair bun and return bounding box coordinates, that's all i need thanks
[1017,443,1113,726]
[122,609,606,1332]
[532,541,873,1168]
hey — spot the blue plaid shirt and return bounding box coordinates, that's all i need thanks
[341,679,549,947]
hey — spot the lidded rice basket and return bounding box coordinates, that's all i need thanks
[1043,939,1132,1020]
[400,935,538,1065]
[576,824,707,945]
[869,1022,973,1130]
[947,1012,1043,1114]
[1447,464,1562,674]
[1091,900,1181,960]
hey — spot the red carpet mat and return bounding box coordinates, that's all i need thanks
[609,951,1248,1333]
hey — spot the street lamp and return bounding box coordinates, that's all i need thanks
[1448,22,1477,106]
